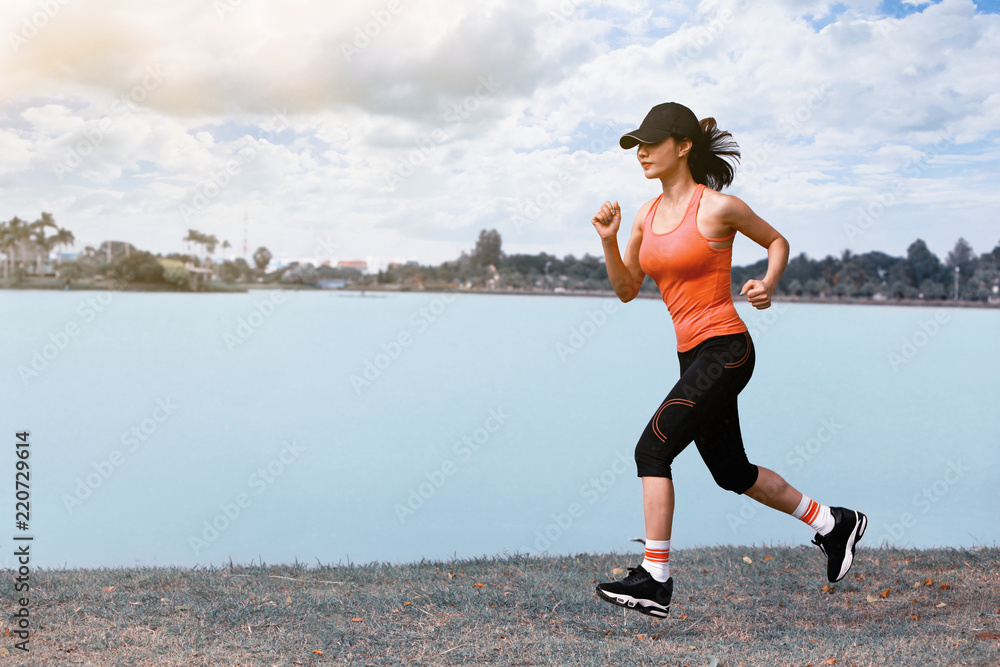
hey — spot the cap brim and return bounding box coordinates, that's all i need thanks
[619,128,671,150]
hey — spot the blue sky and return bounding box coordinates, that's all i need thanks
[1,0,998,269]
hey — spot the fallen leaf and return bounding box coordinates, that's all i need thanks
[637,634,647,640]
[940,583,950,590]
[612,568,625,576]
[826,660,837,665]
[936,603,946,608]
[879,588,891,598]
[286,596,292,603]
[924,577,933,586]
[974,631,1000,641]
[473,583,485,588]
[910,614,918,620]
[103,587,115,592]
[590,579,596,583]
[678,613,688,619]
[743,556,753,564]
[403,601,412,606]
[312,649,324,655]
[351,617,363,622]
[764,556,773,561]
[866,594,879,603]
[913,581,922,588]
[821,585,836,594]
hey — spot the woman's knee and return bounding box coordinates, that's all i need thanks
[710,462,759,495]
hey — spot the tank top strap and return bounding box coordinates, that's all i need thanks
[681,184,706,228]
[643,193,664,230]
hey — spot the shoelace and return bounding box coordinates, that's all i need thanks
[811,534,827,555]
[622,566,648,584]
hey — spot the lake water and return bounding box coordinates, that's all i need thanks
[2,290,997,569]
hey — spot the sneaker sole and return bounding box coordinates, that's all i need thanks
[832,511,868,582]
[595,587,669,618]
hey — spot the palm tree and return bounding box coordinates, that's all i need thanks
[51,228,76,267]
[31,214,58,276]
[0,220,9,280]
[5,217,32,279]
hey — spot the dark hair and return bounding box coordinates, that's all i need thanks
[673,117,740,190]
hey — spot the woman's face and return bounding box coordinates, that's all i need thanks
[636,136,691,180]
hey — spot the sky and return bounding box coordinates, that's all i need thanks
[1,0,998,270]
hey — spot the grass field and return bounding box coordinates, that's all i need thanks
[4,546,999,666]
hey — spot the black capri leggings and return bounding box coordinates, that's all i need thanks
[634,330,759,494]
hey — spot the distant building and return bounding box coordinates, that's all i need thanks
[338,260,368,272]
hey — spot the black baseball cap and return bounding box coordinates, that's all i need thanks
[619,102,702,149]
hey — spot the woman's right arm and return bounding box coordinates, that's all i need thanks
[592,200,647,302]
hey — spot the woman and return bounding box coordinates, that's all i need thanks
[591,102,866,619]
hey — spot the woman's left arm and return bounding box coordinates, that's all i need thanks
[721,195,790,310]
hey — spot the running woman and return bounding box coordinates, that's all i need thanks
[591,102,866,619]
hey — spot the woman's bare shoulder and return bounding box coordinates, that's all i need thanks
[699,188,752,222]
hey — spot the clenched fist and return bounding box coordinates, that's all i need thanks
[592,200,621,240]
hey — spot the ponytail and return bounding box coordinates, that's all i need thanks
[678,118,740,191]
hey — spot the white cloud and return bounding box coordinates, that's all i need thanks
[0,0,997,269]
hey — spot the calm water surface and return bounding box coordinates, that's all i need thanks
[2,290,997,568]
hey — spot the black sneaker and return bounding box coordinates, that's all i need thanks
[812,506,867,583]
[595,565,672,618]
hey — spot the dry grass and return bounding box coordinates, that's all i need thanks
[5,546,999,666]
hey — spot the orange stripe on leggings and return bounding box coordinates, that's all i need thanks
[651,398,695,442]
[725,331,751,368]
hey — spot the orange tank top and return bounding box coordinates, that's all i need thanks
[638,184,747,352]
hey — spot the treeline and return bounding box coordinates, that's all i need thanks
[380,229,1000,302]
[5,213,999,301]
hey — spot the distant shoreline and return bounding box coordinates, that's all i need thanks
[1,278,997,308]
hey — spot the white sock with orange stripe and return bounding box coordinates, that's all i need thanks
[641,539,670,582]
[793,495,835,536]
